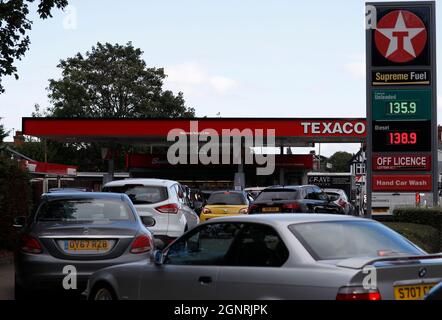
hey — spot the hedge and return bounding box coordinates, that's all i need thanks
[392,207,442,253]
[393,207,442,231]
[383,222,440,253]
[0,158,32,250]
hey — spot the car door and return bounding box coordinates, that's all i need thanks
[217,223,297,299]
[139,222,241,299]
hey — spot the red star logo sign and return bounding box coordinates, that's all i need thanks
[375,10,427,63]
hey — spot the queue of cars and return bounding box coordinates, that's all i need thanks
[12,178,442,300]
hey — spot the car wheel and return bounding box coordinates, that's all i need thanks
[92,284,117,301]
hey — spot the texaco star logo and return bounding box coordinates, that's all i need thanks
[375,10,427,63]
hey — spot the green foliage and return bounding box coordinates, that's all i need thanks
[327,151,353,172]
[44,42,195,118]
[383,222,440,253]
[0,0,68,93]
[0,123,8,144]
[392,207,442,253]
[0,158,32,250]
[14,138,106,171]
[393,207,442,231]
[30,42,195,171]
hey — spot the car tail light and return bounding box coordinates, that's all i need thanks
[336,286,382,300]
[248,204,258,214]
[338,199,346,207]
[21,235,42,254]
[239,207,248,214]
[155,203,178,214]
[415,193,421,206]
[202,207,212,214]
[282,202,301,212]
[130,235,152,254]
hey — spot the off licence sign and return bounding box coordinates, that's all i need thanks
[372,175,432,192]
[373,154,431,171]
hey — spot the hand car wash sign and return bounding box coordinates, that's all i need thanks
[366,1,437,212]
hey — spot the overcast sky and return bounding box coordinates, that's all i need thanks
[1,0,440,156]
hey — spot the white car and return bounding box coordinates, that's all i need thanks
[103,179,199,244]
[324,188,354,215]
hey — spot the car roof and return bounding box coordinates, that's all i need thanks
[210,190,245,194]
[41,192,127,201]
[262,185,302,190]
[103,178,178,188]
[206,213,369,226]
[324,188,344,192]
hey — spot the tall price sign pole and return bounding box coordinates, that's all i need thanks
[366,2,437,218]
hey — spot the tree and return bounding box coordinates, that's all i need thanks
[0,0,68,93]
[0,122,31,250]
[328,151,353,173]
[30,42,195,171]
[0,123,7,144]
[43,42,195,118]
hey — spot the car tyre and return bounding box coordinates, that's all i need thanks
[91,284,117,301]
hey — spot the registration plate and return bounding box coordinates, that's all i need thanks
[372,207,389,214]
[262,207,280,213]
[394,283,436,300]
[64,240,110,251]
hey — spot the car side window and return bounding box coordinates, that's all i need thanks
[314,188,328,201]
[305,188,314,200]
[224,223,289,267]
[165,223,241,265]
[172,184,185,204]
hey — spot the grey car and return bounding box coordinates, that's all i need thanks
[85,214,442,300]
[14,192,154,299]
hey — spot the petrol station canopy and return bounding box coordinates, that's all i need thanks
[22,118,366,145]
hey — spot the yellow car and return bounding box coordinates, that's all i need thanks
[200,191,251,222]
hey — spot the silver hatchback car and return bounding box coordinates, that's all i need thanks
[14,192,154,299]
[85,214,442,300]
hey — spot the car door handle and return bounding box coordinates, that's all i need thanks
[198,276,212,285]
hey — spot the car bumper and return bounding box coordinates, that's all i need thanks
[200,213,243,222]
[15,251,149,293]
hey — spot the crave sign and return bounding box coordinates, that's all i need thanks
[366,2,437,206]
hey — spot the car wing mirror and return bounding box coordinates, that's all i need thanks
[13,216,26,229]
[153,249,165,265]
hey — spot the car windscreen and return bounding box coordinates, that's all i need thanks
[289,221,424,260]
[103,185,168,204]
[37,199,133,222]
[255,189,299,201]
[207,192,247,205]
[325,192,340,201]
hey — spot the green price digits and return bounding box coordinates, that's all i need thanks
[387,101,417,115]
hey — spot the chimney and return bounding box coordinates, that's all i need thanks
[13,131,24,146]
